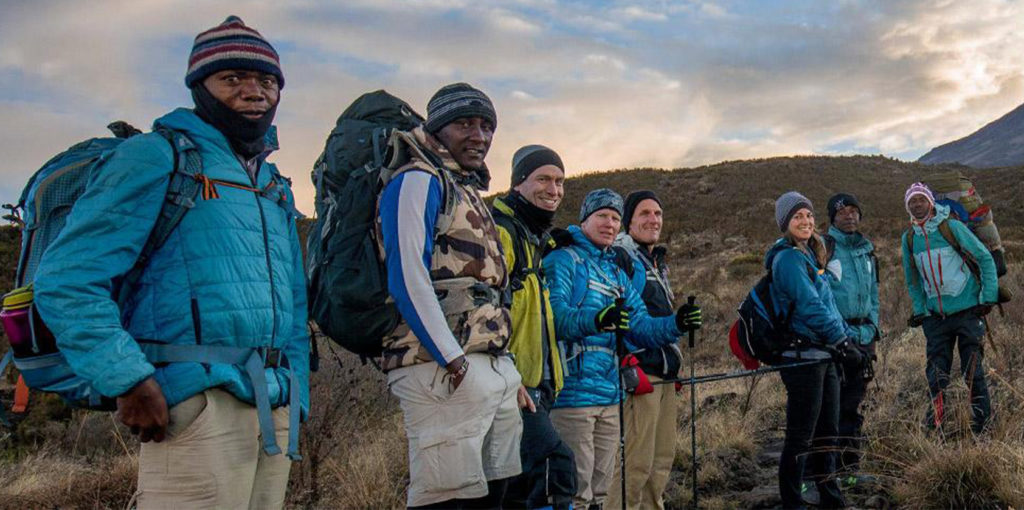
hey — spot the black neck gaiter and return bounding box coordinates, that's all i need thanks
[507,190,555,236]
[191,84,277,160]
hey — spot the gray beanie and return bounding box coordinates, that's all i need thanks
[424,82,497,134]
[775,191,813,232]
[579,188,624,223]
[511,144,564,187]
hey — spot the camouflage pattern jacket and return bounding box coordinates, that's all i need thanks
[377,127,511,371]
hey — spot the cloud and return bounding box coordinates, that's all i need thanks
[0,0,1021,214]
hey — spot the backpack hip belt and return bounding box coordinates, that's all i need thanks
[137,343,301,460]
[433,277,506,316]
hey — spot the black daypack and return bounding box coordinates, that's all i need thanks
[306,91,450,359]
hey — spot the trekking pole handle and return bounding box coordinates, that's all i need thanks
[686,295,696,349]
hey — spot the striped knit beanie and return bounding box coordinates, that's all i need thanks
[904,182,935,216]
[185,16,284,89]
[424,83,497,134]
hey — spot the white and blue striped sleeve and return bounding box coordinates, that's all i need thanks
[379,170,464,367]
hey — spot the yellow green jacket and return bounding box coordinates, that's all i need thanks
[492,197,564,392]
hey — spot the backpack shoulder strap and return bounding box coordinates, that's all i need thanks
[938,218,980,279]
[611,246,635,279]
[117,129,202,304]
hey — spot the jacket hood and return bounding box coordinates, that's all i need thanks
[764,237,794,271]
[911,203,950,235]
[154,108,279,157]
[827,225,874,253]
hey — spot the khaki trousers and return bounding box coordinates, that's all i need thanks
[607,375,679,510]
[135,389,291,510]
[388,353,523,507]
[550,405,620,509]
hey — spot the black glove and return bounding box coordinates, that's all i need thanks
[675,303,702,332]
[976,303,996,317]
[907,314,926,328]
[836,340,864,369]
[595,302,630,332]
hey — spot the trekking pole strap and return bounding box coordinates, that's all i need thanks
[138,343,301,459]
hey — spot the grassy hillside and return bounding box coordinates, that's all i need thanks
[1,155,1023,508]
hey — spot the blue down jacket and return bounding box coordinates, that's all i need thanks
[544,226,680,408]
[34,108,309,418]
[825,226,880,345]
[766,238,851,358]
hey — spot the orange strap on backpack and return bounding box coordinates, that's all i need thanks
[12,374,28,413]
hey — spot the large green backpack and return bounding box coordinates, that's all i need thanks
[306,91,444,359]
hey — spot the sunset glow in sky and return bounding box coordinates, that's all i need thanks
[2,0,1022,213]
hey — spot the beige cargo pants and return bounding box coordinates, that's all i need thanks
[134,389,292,510]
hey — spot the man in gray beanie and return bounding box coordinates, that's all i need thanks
[379,82,521,509]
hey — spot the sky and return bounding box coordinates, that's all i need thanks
[2,0,1022,215]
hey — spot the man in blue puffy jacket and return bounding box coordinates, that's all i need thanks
[34,16,308,508]
[902,182,997,434]
[544,188,700,510]
[808,193,879,491]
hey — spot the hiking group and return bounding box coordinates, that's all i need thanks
[0,15,1008,510]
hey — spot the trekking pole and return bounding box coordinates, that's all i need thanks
[686,295,698,510]
[651,359,827,387]
[613,297,628,510]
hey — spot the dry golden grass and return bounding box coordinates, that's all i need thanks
[3,155,1024,508]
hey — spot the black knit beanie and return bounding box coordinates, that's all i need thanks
[622,190,661,231]
[827,193,862,224]
[511,144,563,188]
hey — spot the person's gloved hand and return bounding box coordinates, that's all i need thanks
[595,302,630,332]
[907,314,926,328]
[976,303,996,317]
[675,303,702,332]
[836,340,864,369]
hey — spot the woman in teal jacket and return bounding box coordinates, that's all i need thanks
[34,107,309,459]
[769,192,856,510]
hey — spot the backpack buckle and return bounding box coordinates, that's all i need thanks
[263,348,282,368]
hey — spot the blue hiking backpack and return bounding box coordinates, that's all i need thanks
[0,121,202,423]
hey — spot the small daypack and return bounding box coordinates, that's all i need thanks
[904,218,1011,304]
[729,261,816,369]
[0,122,202,419]
[306,90,456,359]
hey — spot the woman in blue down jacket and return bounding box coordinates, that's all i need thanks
[768,191,859,510]
[543,188,700,510]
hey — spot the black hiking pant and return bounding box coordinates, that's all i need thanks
[923,310,992,433]
[505,381,577,509]
[809,342,874,477]
[779,360,845,510]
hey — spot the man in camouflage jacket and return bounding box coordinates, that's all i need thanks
[378,83,523,509]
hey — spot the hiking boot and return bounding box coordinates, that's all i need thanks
[801,482,821,506]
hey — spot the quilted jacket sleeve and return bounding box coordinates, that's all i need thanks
[544,249,599,342]
[33,134,172,398]
[623,267,680,349]
[773,249,846,345]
